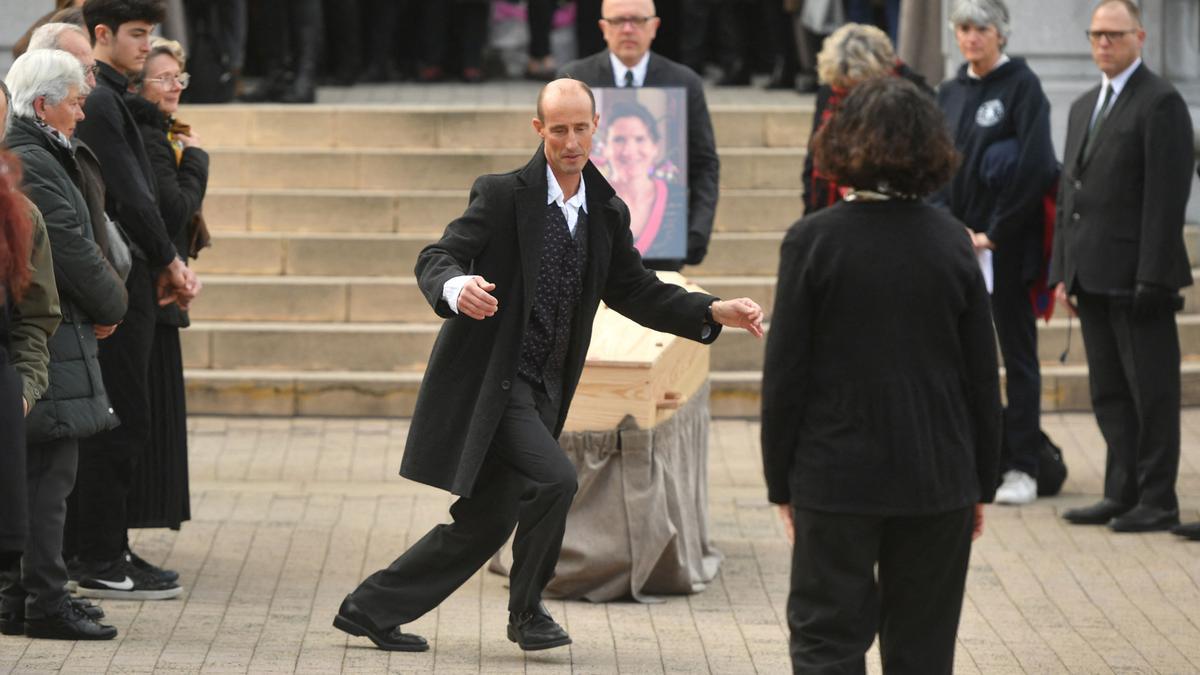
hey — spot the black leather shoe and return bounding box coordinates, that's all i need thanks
[1170,521,1200,541]
[0,597,102,635]
[1062,499,1132,525]
[24,600,117,640]
[332,595,428,652]
[1108,505,1180,533]
[72,597,105,621]
[507,604,572,651]
[0,602,22,636]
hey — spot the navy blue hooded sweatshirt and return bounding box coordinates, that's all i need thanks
[937,56,1059,281]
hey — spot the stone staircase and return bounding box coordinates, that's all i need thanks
[181,103,1200,417]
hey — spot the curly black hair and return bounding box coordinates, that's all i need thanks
[811,77,959,198]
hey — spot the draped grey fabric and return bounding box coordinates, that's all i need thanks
[489,383,721,602]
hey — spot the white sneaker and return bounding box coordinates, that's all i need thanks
[994,470,1037,505]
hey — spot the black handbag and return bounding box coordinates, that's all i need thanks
[1036,432,1068,497]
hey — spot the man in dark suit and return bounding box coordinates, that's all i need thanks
[559,0,720,271]
[1050,0,1194,533]
[332,78,763,652]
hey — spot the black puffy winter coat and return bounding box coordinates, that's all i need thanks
[7,116,128,442]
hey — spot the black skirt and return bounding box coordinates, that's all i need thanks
[125,324,190,530]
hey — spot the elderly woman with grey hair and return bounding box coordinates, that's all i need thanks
[1,48,126,641]
[802,23,932,214]
[937,0,1060,507]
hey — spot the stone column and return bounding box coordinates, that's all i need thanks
[0,0,50,75]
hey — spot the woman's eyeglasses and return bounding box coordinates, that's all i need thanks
[144,73,191,90]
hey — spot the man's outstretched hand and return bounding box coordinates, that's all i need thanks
[711,298,764,338]
[458,276,499,320]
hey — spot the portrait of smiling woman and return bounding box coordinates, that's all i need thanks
[594,95,686,263]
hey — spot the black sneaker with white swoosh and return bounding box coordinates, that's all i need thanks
[76,558,182,601]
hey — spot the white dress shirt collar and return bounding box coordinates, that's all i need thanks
[610,51,651,87]
[546,164,588,234]
[1101,57,1141,98]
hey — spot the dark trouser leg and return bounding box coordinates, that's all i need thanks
[574,0,604,60]
[877,507,973,675]
[75,260,156,565]
[991,255,1041,477]
[528,0,553,59]
[350,378,575,628]
[456,2,489,71]
[21,439,79,618]
[1075,293,1181,510]
[788,508,879,674]
[490,379,576,612]
[0,364,27,557]
[421,1,450,68]
[680,0,714,74]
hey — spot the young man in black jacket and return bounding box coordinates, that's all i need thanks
[69,0,198,600]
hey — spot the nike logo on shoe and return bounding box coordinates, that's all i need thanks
[91,576,134,591]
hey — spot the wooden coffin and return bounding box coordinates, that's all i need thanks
[563,272,710,432]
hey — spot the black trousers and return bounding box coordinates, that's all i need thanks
[349,376,577,629]
[991,252,1041,477]
[422,1,489,72]
[0,361,27,557]
[1075,292,1180,511]
[71,259,156,564]
[788,506,974,675]
[0,438,78,619]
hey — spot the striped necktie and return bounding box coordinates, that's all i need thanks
[624,70,635,88]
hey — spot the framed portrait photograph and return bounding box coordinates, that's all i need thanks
[591,87,688,262]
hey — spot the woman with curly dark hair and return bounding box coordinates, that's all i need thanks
[761,77,1003,673]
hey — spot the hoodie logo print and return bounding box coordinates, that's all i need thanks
[975,99,1005,128]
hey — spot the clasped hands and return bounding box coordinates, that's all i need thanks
[156,257,202,311]
[455,275,765,338]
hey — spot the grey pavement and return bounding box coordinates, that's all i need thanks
[1,411,1198,673]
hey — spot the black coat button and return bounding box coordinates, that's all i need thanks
[501,380,511,390]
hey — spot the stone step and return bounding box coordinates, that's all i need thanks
[188,230,786,277]
[187,274,776,323]
[182,362,1200,417]
[207,147,807,191]
[180,104,813,151]
[189,269,1200,325]
[202,187,800,235]
[179,314,1200,376]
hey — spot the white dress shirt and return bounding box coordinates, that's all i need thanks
[1091,57,1141,126]
[609,51,650,88]
[442,166,588,313]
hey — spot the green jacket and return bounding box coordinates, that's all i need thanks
[10,200,62,411]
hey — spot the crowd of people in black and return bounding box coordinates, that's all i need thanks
[1,0,208,641]
[16,0,909,104]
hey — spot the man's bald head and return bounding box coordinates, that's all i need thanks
[536,78,595,122]
[601,0,656,15]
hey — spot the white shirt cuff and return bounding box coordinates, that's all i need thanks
[442,275,473,314]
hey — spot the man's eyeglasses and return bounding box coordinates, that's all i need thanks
[144,73,191,89]
[1085,29,1136,43]
[602,15,656,28]
[83,64,100,78]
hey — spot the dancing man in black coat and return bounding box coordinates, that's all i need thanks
[333,78,763,653]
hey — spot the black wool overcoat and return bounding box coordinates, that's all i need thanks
[403,148,720,497]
